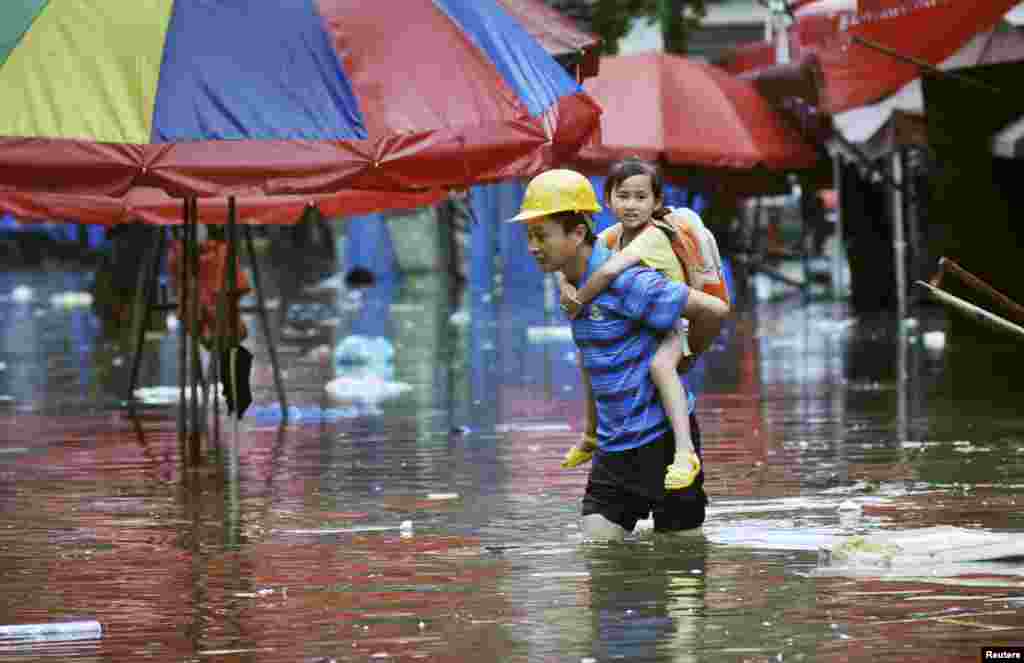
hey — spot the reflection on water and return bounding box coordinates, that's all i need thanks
[0,245,1022,662]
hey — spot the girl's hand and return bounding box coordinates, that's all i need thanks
[677,355,696,374]
[560,282,583,319]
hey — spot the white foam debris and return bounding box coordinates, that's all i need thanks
[922,330,946,352]
[324,375,412,403]
[448,310,470,326]
[49,291,93,308]
[11,285,34,303]
[526,325,573,343]
[132,386,185,405]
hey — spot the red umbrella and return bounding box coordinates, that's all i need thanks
[574,53,818,173]
[719,0,1021,114]
[495,0,602,79]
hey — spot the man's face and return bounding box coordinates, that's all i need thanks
[525,217,580,273]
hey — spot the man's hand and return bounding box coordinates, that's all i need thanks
[682,289,729,356]
[560,281,583,319]
[676,355,696,374]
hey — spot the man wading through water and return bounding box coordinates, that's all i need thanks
[509,169,729,541]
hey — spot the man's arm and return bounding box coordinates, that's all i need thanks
[614,268,728,342]
[578,353,597,437]
[570,251,642,313]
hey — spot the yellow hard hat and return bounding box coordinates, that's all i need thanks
[508,169,601,223]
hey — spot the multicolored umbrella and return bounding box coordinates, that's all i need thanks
[0,186,448,226]
[0,0,601,204]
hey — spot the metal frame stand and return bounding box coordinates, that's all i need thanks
[732,196,811,297]
[126,195,289,466]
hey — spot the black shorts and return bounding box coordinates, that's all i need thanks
[581,413,708,532]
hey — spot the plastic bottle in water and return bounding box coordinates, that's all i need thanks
[0,620,103,643]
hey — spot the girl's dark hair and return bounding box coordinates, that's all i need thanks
[605,157,670,220]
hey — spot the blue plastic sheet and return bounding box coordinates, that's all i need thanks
[152,0,365,142]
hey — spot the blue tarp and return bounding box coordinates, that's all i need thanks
[153,0,365,142]
[0,213,107,250]
[433,0,582,117]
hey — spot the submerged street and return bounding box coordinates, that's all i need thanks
[1,255,1022,662]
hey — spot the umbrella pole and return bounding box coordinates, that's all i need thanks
[800,188,810,303]
[178,200,191,456]
[192,198,207,437]
[189,198,202,464]
[242,222,288,421]
[892,150,907,321]
[832,152,844,300]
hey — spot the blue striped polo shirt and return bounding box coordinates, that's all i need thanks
[571,241,693,453]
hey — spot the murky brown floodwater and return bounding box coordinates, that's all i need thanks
[1,254,1022,663]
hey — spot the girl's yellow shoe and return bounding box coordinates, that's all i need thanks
[665,452,701,491]
[561,445,594,469]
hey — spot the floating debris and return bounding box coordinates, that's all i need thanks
[827,535,902,564]
[526,325,572,343]
[132,386,187,406]
[816,319,857,334]
[0,620,102,643]
[837,499,863,513]
[10,285,34,303]
[819,526,1024,571]
[426,493,460,501]
[922,330,946,352]
[325,375,412,403]
[49,291,93,309]
[249,403,389,423]
[334,335,394,373]
[494,422,571,433]
[276,520,414,536]
[900,441,940,449]
[303,344,333,362]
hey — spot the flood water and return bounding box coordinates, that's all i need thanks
[1,246,1022,663]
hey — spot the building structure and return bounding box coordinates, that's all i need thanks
[618,0,771,59]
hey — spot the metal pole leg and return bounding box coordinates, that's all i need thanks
[189,198,202,464]
[178,202,191,454]
[212,221,229,441]
[243,223,288,420]
[128,227,164,402]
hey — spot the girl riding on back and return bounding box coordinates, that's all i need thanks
[558,158,723,491]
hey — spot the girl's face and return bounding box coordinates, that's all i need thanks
[609,174,661,234]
